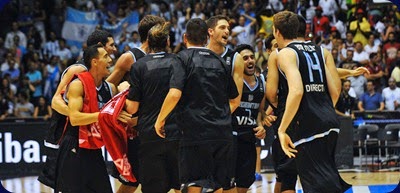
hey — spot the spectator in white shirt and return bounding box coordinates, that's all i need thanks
[318,0,338,23]
[364,34,380,55]
[382,77,400,110]
[43,31,59,60]
[55,39,72,66]
[4,22,27,49]
[231,14,257,46]
[353,41,369,65]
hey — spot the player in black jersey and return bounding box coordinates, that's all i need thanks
[206,15,244,112]
[231,44,267,193]
[266,14,367,193]
[106,15,165,193]
[272,11,351,193]
[38,29,117,189]
[154,18,239,193]
[55,44,118,193]
[125,22,181,193]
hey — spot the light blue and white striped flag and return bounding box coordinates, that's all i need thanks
[102,11,140,40]
[62,7,99,54]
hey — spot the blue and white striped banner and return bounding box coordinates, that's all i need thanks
[62,7,99,54]
[102,11,139,39]
[61,7,140,55]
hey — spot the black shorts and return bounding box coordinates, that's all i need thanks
[295,132,351,193]
[233,136,256,188]
[272,138,297,191]
[110,137,140,187]
[180,140,234,191]
[38,147,58,189]
[55,135,112,193]
[138,140,180,193]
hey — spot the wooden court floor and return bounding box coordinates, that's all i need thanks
[1,172,399,193]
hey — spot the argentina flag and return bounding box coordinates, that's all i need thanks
[62,7,99,54]
[102,11,140,41]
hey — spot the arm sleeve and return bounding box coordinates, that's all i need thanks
[170,55,186,91]
[127,62,142,101]
[228,74,239,99]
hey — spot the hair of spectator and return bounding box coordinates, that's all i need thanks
[86,30,112,47]
[342,79,351,85]
[273,11,299,40]
[367,79,375,85]
[264,34,275,50]
[206,15,229,29]
[369,52,378,60]
[83,44,103,69]
[234,44,255,54]
[186,18,208,46]
[138,15,165,43]
[148,22,171,53]
[297,14,306,38]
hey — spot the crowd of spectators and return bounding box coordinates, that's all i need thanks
[0,0,399,121]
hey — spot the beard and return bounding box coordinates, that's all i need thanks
[244,70,254,76]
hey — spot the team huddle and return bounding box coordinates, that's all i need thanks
[38,11,370,193]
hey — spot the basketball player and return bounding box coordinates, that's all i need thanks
[231,44,267,193]
[38,29,117,189]
[273,11,351,192]
[106,15,165,193]
[55,44,117,193]
[206,15,244,112]
[265,14,367,193]
[154,18,239,193]
[124,22,181,193]
[206,15,244,192]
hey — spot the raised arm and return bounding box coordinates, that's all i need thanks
[230,54,245,112]
[337,67,369,79]
[106,52,134,85]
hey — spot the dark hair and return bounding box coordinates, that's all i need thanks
[138,15,165,43]
[148,22,171,53]
[83,44,103,69]
[86,30,112,47]
[264,34,275,50]
[342,79,351,85]
[297,14,306,38]
[234,44,255,54]
[206,15,229,29]
[369,52,377,60]
[186,18,208,45]
[273,11,299,40]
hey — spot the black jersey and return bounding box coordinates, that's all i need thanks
[232,76,265,141]
[127,52,181,143]
[221,47,240,76]
[171,47,239,143]
[286,41,339,145]
[122,48,146,83]
[274,48,299,137]
[97,81,113,109]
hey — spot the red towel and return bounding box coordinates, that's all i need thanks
[76,72,104,149]
[98,89,136,183]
